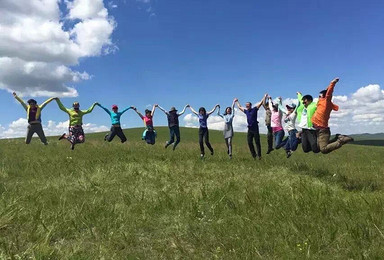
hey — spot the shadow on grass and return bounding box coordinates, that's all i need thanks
[288,163,380,192]
[351,140,384,147]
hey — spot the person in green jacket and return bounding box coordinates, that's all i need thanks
[13,92,55,145]
[55,98,98,150]
[296,92,320,153]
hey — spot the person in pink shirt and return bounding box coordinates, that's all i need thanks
[133,105,157,145]
[268,96,285,150]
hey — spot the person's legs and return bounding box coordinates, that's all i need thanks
[204,128,214,154]
[199,128,205,155]
[225,137,230,154]
[317,128,342,154]
[274,130,285,149]
[289,129,299,151]
[34,124,48,145]
[25,125,34,144]
[173,126,180,150]
[301,129,311,153]
[254,127,262,158]
[266,125,274,153]
[308,129,320,153]
[106,126,117,142]
[247,130,256,158]
[115,127,127,143]
[167,126,175,147]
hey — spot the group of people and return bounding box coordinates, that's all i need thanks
[12,78,354,157]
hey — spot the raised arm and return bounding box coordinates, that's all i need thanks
[13,92,27,110]
[177,104,189,116]
[235,99,245,112]
[268,96,273,111]
[120,106,132,114]
[55,98,70,114]
[297,92,303,107]
[189,106,199,116]
[157,105,169,115]
[277,97,288,114]
[97,103,111,115]
[207,104,219,116]
[255,95,265,109]
[132,107,144,119]
[39,97,55,110]
[261,93,268,110]
[151,104,157,117]
[82,102,98,115]
[217,106,224,118]
[326,78,339,100]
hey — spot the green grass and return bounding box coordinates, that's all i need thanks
[1,127,384,259]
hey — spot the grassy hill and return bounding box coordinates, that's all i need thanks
[1,127,384,259]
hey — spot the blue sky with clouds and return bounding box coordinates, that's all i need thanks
[1,0,384,138]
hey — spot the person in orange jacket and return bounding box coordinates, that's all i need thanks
[311,78,353,154]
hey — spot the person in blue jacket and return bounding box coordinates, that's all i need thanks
[97,103,133,143]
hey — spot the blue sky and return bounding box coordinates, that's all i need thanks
[1,0,384,137]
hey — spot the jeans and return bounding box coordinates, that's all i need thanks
[168,125,181,149]
[199,127,213,155]
[26,123,47,144]
[284,129,299,151]
[247,126,261,158]
[274,130,285,149]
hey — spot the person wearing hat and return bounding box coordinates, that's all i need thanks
[262,95,274,154]
[217,99,236,159]
[12,92,55,145]
[97,103,133,143]
[132,104,157,145]
[157,104,189,150]
[311,78,353,154]
[277,97,300,158]
[55,98,98,150]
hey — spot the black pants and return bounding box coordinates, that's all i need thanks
[106,126,127,143]
[301,128,320,153]
[247,127,261,158]
[199,127,213,155]
[266,125,273,151]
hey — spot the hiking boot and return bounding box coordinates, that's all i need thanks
[338,135,354,145]
[266,148,274,154]
[59,133,66,140]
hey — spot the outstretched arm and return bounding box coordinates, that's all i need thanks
[120,106,132,114]
[255,95,266,109]
[326,78,339,100]
[189,106,199,116]
[132,107,144,119]
[97,103,111,115]
[39,97,55,110]
[217,106,224,118]
[55,98,70,114]
[235,98,245,112]
[157,105,169,115]
[261,93,268,110]
[177,104,189,116]
[277,97,288,114]
[268,96,273,111]
[151,104,157,117]
[297,92,303,107]
[13,92,27,110]
[207,104,219,116]
[82,102,98,114]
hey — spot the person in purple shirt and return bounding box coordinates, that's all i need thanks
[189,104,219,159]
[235,95,266,159]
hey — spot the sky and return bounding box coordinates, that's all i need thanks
[1,0,384,138]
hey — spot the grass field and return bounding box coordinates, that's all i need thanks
[1,127,384,259]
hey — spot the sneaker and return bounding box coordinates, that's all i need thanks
[71,143,75,150]
[211,150,214,156]
[165,141,169,149]
[286,150,292,158]
[200,154,205,159]
[104,134,108,141]
[258,156,262,160]
[266,148,274,154]
[338,135,354,145]
[229,154,232,159]
[59,133,66,140]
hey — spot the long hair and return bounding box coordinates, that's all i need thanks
[198,107,206,115]
[224,106,232,115]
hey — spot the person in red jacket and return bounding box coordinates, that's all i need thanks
[311,78,353,154]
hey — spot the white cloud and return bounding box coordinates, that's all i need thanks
[0,118,109,139]
[0,0,116,97]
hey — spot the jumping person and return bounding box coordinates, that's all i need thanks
[268,96,285,150]
[235,95,265,159]
[277,97,299,158]
[97,103,132,143]
[296,92,319,153]
[157,104,189,150]
[133,105,157,145]
[189,104,220,158]
[217,99,236,159]
[13,92,54,145]
[312,78,353,154]
[262,95,274,154]
[55,98,98,150]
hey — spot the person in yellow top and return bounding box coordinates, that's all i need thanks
[55,98,98,150]
[13,92,55,145]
